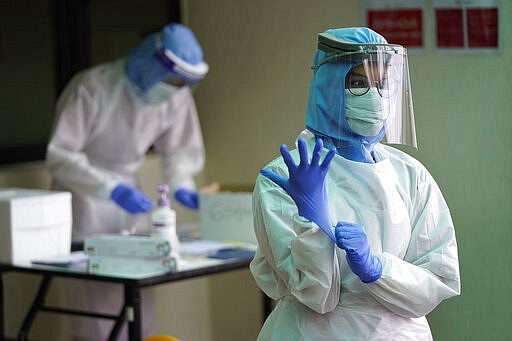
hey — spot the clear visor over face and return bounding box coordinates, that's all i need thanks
[316,34,417,148]
[155,34,209,84]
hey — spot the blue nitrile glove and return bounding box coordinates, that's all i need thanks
[174,188,199,210]
[260,137,336,241]
[335,221,382,283]
[110,184,153,214]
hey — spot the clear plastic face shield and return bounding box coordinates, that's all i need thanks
[125,30,208,94]
[315,33,417,148]
[155,33,209,85]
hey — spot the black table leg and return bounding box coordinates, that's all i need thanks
[18,275,52,340]
[108,302,126,341]
[0,271,4,339]
[124,284,141,341]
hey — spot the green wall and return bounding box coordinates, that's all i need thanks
[405,4,512,340]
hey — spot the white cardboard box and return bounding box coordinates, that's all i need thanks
[88,254,177,277]
[199,192,256,244]
[84,234,171,258]
[0,188,72,263]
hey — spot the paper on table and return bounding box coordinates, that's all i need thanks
[179,240,237,257]
[31,251,89,267]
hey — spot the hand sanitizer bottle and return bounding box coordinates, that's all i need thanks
[151,184,180,262]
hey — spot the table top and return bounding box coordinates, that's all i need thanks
[0,255,253,287]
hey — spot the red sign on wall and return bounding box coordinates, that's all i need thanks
[367,9,423,48]
[435,8,464,48]
[435,5,499,50]
[467,8,498,48]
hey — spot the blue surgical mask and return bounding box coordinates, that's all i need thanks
[345,88,388,137]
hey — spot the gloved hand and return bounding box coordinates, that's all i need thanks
[260,137,336,241]
[174,188,199,210]
[335,221,382,283]
[110,184,153,214]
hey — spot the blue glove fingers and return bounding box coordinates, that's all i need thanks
[336,222,363,249]
[279,144,296,170]
[297,137,309,167]
[335,222,366,250]
[265,138,336,244]
[135,195,153,212]
[321,149,336,172]
[174,188,199,209]
[310,138,323,166]
[110,184,153,214]
[260,168,288,190]
[335,221,382,283]
[335,222,346,249]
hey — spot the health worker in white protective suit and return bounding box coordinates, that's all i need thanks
[47,23,208,241]
[250,27,460,340]
[45,23,208,340]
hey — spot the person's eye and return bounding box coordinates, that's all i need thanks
[378,78,389,89]
[348,76,369,88]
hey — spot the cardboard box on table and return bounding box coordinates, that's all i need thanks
[199,184,256,245]
[84,234,171,258]
[0,188,72,263]
[84,234,177,276]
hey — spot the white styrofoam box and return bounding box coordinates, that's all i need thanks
[199,192,256,244]
[0,188,72,263]
[84,234,171,258]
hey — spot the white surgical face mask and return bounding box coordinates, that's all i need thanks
[137,82,179,104]
[345,88,388,137]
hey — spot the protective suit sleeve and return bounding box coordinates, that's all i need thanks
[154,88,204,193]
[249,171,340,314]
[363,169,460,318]
[46,76,121,199]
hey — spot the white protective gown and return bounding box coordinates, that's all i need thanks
[46,59,204,340]
[250,131,460,340]
[47,59,204,239]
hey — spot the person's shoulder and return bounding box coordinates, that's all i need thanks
[255,152,287,187]
[377,144,433,184]
[378,144,429,173]
[263,153,286,172]
[72,60,125,96]
[254,154,287,197]
[80,59,123,83]
[169,84,197,105]
[378,144,421,166]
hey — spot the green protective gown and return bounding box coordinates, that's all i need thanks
[250,130,460,340]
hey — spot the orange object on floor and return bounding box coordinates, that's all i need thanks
[144,336,180,341]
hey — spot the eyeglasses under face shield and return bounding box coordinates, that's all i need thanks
[312,33,417,148]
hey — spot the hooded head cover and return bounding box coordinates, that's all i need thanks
[305,27,415,162]
[125,23,209,91]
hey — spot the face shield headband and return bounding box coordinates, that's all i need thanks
[309,32,417,149]
[155,34,209,84]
